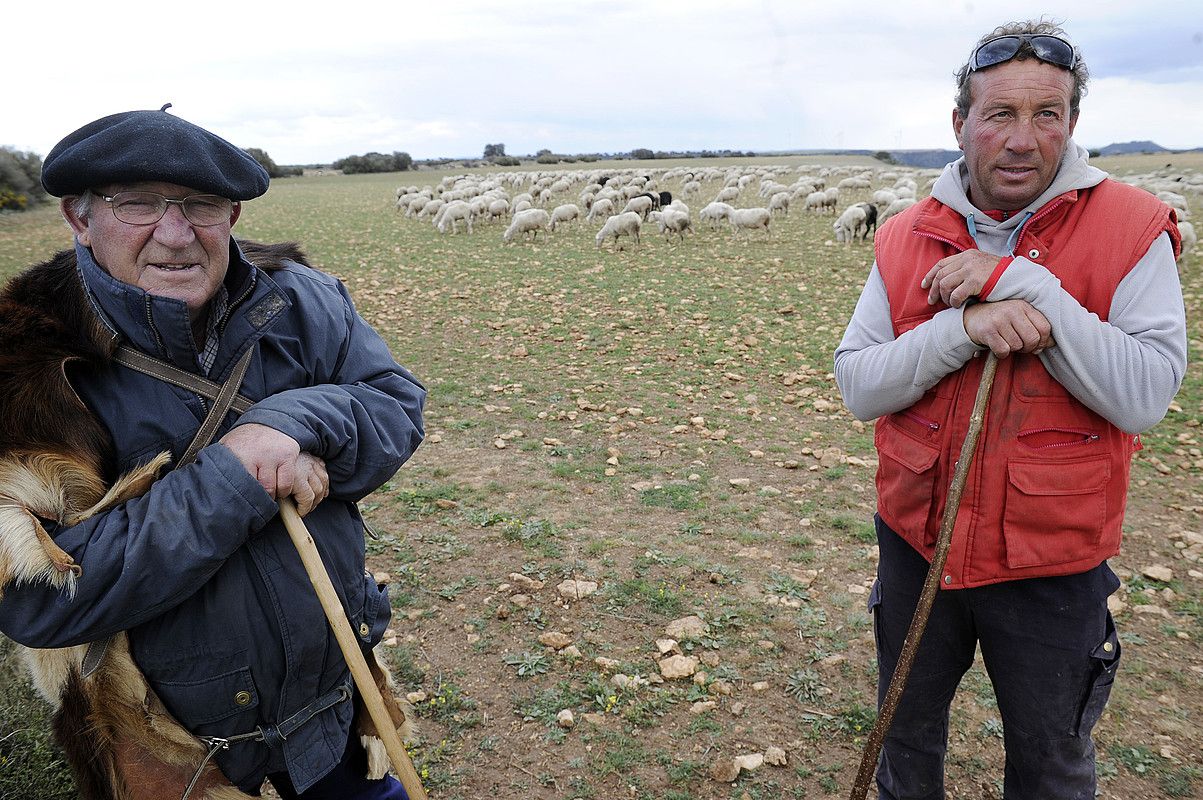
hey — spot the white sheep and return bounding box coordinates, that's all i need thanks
[729,207,771,238]
[878,197,917,225]
[596,211,642,250]
[657,208,693,242]
[416,199,445,219]
[548,203,581,231]
[435,200,473,234]
[681,180,702,198]
[833,204,868,246]
[872,189,899,207]
[503,208,551,243]
[768,192,791,216]
[1178,220,1197,262]
[805,191,836,214]
[513,198,534,214]
[714,186,741,204]
[586,197,615,223]
[699,201,734,228]
[487,198,510,222]
[620,195,654,220]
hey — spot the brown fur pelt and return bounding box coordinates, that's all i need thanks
[0,241,413,799]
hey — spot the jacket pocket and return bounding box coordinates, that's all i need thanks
[1002,456,1110,569]
[875,422,941,546]
[154,665,260,727]
[1075,613,1121,736]
[355,571,392,649]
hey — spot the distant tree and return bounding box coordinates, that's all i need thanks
[491,156,520,167]
[0,146,48,211]
[629,148,654,160]
[535,153,560,164]
[873,150,897,165]
[535,148,553,157]
[332,150,412,174]
[483,143,506,158]
[244,147,302,178]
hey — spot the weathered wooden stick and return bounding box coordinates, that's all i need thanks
[279,498,428,800]
[848,352,999,800]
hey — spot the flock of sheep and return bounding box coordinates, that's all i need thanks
[393,160,1199,261]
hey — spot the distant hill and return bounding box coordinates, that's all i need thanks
[1096,141,1168,156]
[886,150,962,169]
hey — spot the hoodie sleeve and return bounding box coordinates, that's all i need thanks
[984,232,1186,433]
[834,263,984,421]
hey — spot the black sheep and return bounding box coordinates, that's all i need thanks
[857,202,878,240]
[658,191,672,209]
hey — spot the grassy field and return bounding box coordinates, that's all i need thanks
[0,152,1200,799]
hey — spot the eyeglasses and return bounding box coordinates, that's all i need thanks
[969,34,1077,73]
[97,191,235,227]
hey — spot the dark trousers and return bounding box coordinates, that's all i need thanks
[267,734,410,800]
[870,516,1121,800]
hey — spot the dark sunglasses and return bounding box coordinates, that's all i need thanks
[969,34,1077,73]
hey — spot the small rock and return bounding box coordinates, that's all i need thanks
[729,701,747,717]
[405,690,427,704]
[582,712,606,725]
[656,638,680,655]
[1107,595,1127,615]
[1142,565,1174,583]
[729,478,752,488]
[509,573,545,592]
[557,579,599,600]
[434,498,458,509]
[560,645,583,659]
[557,709,575,728]
[659,654,700,679]
[752,681,770,692]
[690,700,717,714]
[666,615,708,640]
[1134,604,1171,618]
[764,746,788,767]
[539,631,572,650]
[595,657,621,671]
[709,757,741,783]
[733,753,764,773]
[510,593,531,608]
[710,680,733,696]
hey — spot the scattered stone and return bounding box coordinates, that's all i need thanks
[658,654,700,679]
[1107,595,1127,615]
[372,571,392,586]
[1133,604,1171,618]
[710,757,741,783]
[690,700,717,714]
[733,753,764,773]
[656,638,680,655]
[1142,565,1174,583]
[729,478,752,488]
[510,593,531,608]
[751,681,770,692]
[508,573,545,592]
[539,631,572,650]
[582,712,606,726]
[760,486,782,496]
[595,657,621,672]
[819,654,847,667]
[693,672,708,686]
[710,680,733,696]
[557,709,575,728]
[729,701,747,717]
[557,579,599,601]
[434,498,458,509]
[764,746,788,767]
[405,690,427,704]
[666,615,707,640]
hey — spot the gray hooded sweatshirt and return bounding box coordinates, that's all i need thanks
[834,142,1186,434]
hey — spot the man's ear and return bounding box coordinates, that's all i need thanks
[229,201,242,227]
[60,197,91,246]
[952,108,966,150]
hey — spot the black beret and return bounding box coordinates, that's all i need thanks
[41,107,270,200]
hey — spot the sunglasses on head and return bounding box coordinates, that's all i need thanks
[969,34,1077,73]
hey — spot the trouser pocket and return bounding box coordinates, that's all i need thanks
[1075,611,1121,737]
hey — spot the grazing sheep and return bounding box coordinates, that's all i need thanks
[872,189,899,207]
[769,191,791,216]
[435,200,474,234]
[681,180,702,198]
[805,191,837,214]
[416,198,445,219]
[878,197,917,225]
[729,207,772,238]
[1179,220,1197,262]
[666,199,690,216]
[548,203,581,231]
[586,197,615,223]
[714,186,740,204]
[620,195,654,220]
[503,208,551,243]
[657,208,693,242]
[513,198,534,214]
[487,198,511,222]
[658,191,673,209]
[596,211,643,250]
[833,204,868,245]
[699,201,734,228]
[857,202,878,239]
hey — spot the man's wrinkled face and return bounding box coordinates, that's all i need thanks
[63,181,240,326]
[953,58,1078,211]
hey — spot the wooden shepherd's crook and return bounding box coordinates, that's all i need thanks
[279,498,428,800]
[848,352,999,800]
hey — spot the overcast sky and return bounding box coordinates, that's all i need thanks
[6,1,1202,165]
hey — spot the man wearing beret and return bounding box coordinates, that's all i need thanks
[0,107,424,798]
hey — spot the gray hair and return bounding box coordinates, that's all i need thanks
[954,19,1089,118]
[67,190,95,222]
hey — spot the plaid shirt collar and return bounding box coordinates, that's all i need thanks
[198,285,229,375]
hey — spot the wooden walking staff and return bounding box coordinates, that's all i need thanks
[848,352,999,800]
[279,498,429,800]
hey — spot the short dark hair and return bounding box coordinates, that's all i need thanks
[954,19,1089,118]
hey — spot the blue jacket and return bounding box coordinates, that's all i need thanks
[0,239,425,792]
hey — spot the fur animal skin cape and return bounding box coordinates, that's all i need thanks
[0,242,411,800]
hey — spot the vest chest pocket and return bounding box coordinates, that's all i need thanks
[875,422,941,546]
[1002,456,1110,569]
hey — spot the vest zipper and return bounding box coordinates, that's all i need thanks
[903,410,941,431]
[1017,426,1100,449]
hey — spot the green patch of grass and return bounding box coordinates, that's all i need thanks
[606,577,685,617]
[0,644,75,800]
[503,651,551,678]
[639,483,702,510]
[393,482,462,518]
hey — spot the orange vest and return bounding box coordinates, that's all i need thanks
[873,180,1180,588]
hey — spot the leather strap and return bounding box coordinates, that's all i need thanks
[83,345,256,679]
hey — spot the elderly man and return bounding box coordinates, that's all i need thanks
[835,21,1185,800]
[0,108,424,798]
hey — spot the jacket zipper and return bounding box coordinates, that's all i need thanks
[1017,426,1100,449]
[903,410,940,431]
